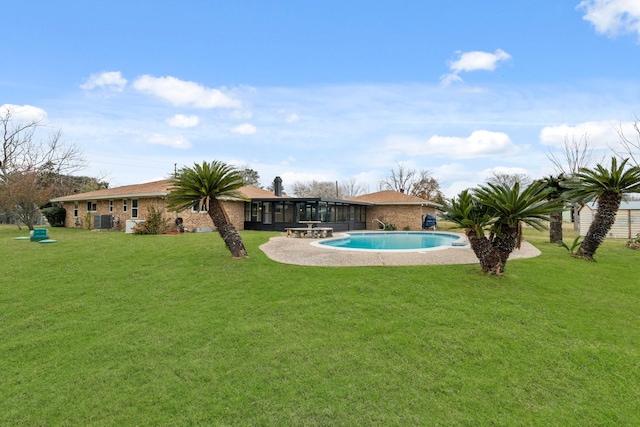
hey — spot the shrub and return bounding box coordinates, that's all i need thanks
[627,233,640,251]
[41,204,66,227]
[84,212,92,230]
[133,205,170,235]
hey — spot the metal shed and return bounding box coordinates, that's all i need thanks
[579,201,640,239]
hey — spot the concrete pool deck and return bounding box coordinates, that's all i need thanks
[259,232,541,267]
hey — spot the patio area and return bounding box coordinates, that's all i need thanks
[259,232,541,267]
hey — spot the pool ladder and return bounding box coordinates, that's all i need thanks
[373,219,385,230]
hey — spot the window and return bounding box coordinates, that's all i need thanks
[86,201,97,212]
[73,202,78,217]
[109,200,114,212]
[123,199,128,213]
[131,199,138,218]
[192,200,207,213]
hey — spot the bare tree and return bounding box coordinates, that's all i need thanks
[546,133,601,232]
[486,171,532,188]
[380,163,442,200]
[0,105,85,227]
[614,119,640,168]
[338,178,368,198]
[291,180,339,198]
[379,162,415,193]
[547,133,598,176]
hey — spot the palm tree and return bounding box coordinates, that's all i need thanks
[538,174,567,244]
[564,157,640,261]
[166,161,249,259]
[440,181,562,275]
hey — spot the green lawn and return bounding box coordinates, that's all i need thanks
[1,225,639,426]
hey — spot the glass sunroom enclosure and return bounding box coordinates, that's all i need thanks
[243,198,370,232]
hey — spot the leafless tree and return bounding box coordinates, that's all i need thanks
[338,178,368,198]
[380,163,442,200]
[1,105,84,180]
[546,133,600,232]
[614,119,640,168]
[291,180,339,198]
[547,133,598,176]
[379,162,415,193]
[486,171,532,188]
[1,105,85,227]
[291,178,368,199]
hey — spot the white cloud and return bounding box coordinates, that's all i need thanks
[539,120,624,149]
[142,133,192,149]
[133,75,241,108]
[231,123,257,135]
[285,113,300,123]
[441,49,511,85]
[577,0,640,38]
[0,104,47,121]
[387,130,517,159]
[166,114,199,128]
[80,71,127,92]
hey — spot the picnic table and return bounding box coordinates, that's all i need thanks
[286,221,333,238]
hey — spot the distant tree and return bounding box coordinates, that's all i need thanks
[614,119,640,168]
[237,165,261,187]
[338,178,368,198]
[547,134,598,176]
[0,105,85,228]
[380,162,415,193]
[0,105,84,182]
[292,181,338,198]
[564,157,640,261]
[166,161,248,258]
[0,171,54,230]
[380,163,441,200]
[486,171,532,188]
[547,134,600,232]
[410,170,443,201]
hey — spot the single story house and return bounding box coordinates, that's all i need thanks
[348,190,440,230]
[579,201,640,239]
[50,178,440,233]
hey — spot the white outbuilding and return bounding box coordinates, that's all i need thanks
[579,201,640,239]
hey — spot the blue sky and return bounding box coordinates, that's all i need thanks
[3,0,640,196]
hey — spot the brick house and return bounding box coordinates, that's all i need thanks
[51,179,440,233]
[348,190,440,230]
[50,179,279,232]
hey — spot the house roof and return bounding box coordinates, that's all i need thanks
[51,179,280,202]
[583,201,640,211]
[348,190,440,206]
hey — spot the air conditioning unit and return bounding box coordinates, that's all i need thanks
[93,214,113,229]
[125,220,145,233]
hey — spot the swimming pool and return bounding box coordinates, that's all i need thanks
[314,231,466,252]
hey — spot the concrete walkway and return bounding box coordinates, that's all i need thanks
[259,232,541,267]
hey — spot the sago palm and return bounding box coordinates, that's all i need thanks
[440,181,562,275]
[537,174,567,243]
[564,157,640,261]
[166,161,249,258]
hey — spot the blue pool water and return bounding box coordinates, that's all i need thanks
[316,231,464,251]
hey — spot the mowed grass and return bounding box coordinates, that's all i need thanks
[1,225,639,426]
